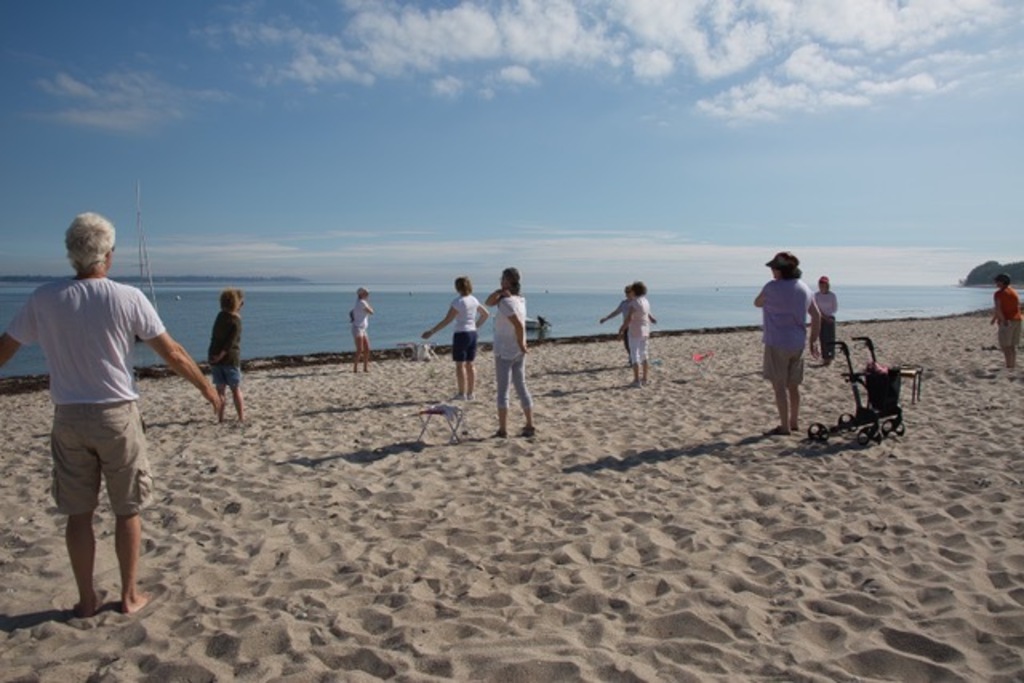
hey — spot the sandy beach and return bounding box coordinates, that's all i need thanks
[2,311,1022,682]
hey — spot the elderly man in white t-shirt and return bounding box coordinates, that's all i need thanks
[0,213,220,618]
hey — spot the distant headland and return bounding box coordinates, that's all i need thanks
[962,261,1024,286]
[0,275,308,284]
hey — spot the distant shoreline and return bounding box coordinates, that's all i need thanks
[0,275,308,284]
[0,309,990,396]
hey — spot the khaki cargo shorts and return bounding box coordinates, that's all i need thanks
[51,401,153,516]
[763,345,805,386]
[998,319,1021,348]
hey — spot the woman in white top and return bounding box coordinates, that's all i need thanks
[619,281,657,386]
[349,287,374,372]
[485,267,535,438]
[422,276,490,400]
[814,276,839,366]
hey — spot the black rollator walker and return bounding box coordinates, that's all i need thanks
[808,336,905,446]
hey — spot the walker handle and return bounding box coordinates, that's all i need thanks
[851,336,877,362]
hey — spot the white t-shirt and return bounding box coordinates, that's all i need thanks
[493,295,526,359]
[350,298,371,330]
[451,295,482,333]
[5,278,166,404]
[814,291,838,318]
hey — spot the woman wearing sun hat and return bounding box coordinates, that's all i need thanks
[754,251,821,436]
[814,276,838,366]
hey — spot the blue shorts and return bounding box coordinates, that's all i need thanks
[211,364,242,388]
[452,331,478,362]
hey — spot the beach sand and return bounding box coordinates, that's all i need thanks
[2,312,1022,682]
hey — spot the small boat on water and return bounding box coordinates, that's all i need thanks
[525,316,550,332]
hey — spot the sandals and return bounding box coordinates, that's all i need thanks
[762,426,791,436]
[521,426,536,438]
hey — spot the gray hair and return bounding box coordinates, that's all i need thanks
[65,213,115,275]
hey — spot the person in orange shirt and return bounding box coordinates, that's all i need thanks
[991,273,1021,369]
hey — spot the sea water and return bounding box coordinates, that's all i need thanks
[0,282,993,379]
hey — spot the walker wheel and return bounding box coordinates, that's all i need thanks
[894,422,905,436]
[881,419,894,436]
[808,423,829,443]
[838,413,856,431]
[857,426,877,446]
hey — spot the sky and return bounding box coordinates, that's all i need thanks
[1,0,1021,291]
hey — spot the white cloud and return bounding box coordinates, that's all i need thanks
[200,0,1019,123]
[787,0,1009,53]
[37,72,98,99]
[783,44,863,87]
[697,77,871,121]
[496,65,537,86]
[631,49,674,82]
[226,21,374,86]
[432,75,465,97]
[34,70,228,133]
[857,72,940,96]
[494,0,615,64]
[347,2,503,74]
[32,2,1018,129]
[696,48,949,121]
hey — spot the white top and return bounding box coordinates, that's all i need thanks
[451,295,483,333]
[493,295,526,359]
[626,296,651,339]
[350,298,371,330]
[814,291,838,318]
[5,278,165,404]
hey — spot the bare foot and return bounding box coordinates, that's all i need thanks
[120,591,152,616]
[72,591,101,618]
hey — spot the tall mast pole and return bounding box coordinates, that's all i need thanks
[136,181,158,310]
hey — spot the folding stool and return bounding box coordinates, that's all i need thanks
[417,404,465,444]
[692,350,715,378]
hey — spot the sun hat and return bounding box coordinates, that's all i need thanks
[819,275,830,284]
[765,251,799,269]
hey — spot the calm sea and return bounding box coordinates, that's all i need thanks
[0,281,993,379]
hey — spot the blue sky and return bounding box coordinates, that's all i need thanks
[1,1,1021,291]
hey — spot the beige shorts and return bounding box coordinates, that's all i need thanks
[998,319,1021,348]
[51,401,152,516]
[763,345,805,386]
